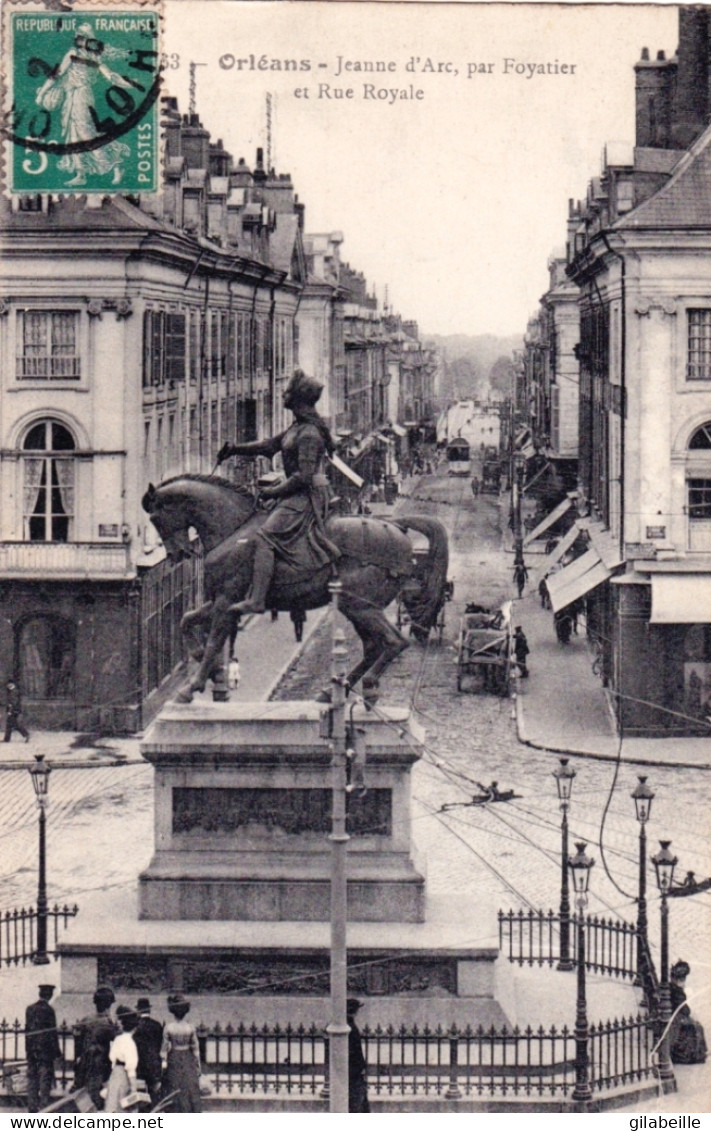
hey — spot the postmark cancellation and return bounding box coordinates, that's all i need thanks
[2,0,162,195]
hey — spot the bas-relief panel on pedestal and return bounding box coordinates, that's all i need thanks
[172,786,393,837]
[97,953,458,996]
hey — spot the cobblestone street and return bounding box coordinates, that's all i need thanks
[0,466,709,1109]
[276,467,711,1044]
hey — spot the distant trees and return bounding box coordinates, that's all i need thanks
[488,355,515,395]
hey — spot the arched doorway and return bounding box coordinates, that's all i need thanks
[18,615,75,700]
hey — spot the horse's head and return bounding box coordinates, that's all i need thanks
[142,475,257,558]
[141,482,194,562]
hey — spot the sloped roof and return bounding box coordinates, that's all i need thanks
[618,123,711,229]
[270,213,299,272]
[1,194,167,232]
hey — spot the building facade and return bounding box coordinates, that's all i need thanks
[0,111,304,730]
[562,7,711,735]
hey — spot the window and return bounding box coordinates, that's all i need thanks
[687,310,711,380]
[689,423,711,449]
[143,310,186,387]
[16,310,80,380]
[688,479,711,520]
[23,420,75,542]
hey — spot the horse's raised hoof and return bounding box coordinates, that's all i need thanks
[175,686,194,704]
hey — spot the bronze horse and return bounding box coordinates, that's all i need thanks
[142,474,449,702]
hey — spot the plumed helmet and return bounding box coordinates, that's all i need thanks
[286,369,323,407]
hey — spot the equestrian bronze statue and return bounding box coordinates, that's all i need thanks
[142,371,449,703]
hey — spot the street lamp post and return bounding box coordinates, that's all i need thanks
[28,754,51,966]
[652,839,678,1094]
[553,757,576,971]
[513,451,526,569]
[326,580,350,1113]
[568,841,595,1108]
[631,776,654,990]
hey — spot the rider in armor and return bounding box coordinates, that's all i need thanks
[216,369,340,615]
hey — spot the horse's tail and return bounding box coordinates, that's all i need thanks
[397,516,449,643]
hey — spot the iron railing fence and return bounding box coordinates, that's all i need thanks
[589,1015,656,1093]
[498,909,639,980]
[0,906,78,968]
[0,1014,658,1101]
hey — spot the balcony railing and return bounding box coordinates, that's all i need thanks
[16,357,81,380]
[0,542,131,579]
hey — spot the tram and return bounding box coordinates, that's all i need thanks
[446,437,471,476]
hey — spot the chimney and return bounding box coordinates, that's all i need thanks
[635,43,675,147]
[671,5,709,148]
[253,147,267,185]
[180,114,210,170]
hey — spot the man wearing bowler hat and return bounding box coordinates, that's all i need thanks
[25,984,61,1111]
[132,998,163,1104]
[346,998,370,1113]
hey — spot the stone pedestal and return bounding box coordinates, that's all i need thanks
[138,701,425,922]
[58,699,506,1026]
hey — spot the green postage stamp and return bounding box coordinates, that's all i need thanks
[4,5,161,194]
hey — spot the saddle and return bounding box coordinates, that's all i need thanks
[326,515,415,580]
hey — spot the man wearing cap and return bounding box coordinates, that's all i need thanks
[132,998,163,1105]
[25,984,61,1111]
[346,998,370,1113]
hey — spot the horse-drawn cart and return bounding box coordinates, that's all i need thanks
[456,606,512,695]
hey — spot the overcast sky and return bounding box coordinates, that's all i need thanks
[164,2,678,338]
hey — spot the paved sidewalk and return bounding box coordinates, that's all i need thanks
[0,604,327,771]
[512,548,711,770]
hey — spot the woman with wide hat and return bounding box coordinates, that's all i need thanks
[160,994,202,1112]
[669,960,707,1065]
[217,369,339,616]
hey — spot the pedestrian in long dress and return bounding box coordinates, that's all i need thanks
[25,984,61,1112]
[161,994,202,1112]
[103,1006,139,1113]
[513,626,530,678]
[669,960,708,1064]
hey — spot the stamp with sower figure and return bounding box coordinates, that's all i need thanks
[3,4,161,194]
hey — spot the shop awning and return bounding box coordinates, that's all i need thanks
[583,519,625,570]
[544,522,581,567]
[373,431,394,445]
[546,549,611,613]
[390,423,407,437]
[515,426,531,447]
[650,574,711,624]
[523,496,575,546]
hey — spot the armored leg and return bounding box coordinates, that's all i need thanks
[230,539,274,616]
